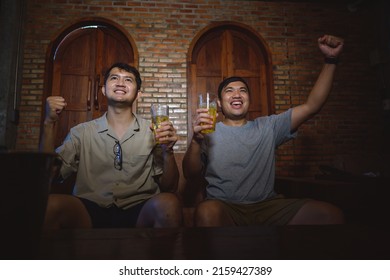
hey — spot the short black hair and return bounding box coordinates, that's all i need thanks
[103,62,142,91]
[217,76,250,99]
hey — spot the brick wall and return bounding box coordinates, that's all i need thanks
[17,0,388,177]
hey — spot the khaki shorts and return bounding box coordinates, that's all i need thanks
[215,195,310,226]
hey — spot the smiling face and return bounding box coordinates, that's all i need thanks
[102,67,139,106]
[217,80,250,123]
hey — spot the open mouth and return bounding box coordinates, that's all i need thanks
[114,89,127,95]
[230,100,243,109]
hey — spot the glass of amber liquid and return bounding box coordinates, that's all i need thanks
[198,92,217,134]
[151,104,169,144]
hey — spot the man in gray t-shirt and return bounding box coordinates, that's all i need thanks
[203,109,295,204]
[183,35,345,226]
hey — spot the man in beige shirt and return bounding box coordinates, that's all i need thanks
[41,63,182,228]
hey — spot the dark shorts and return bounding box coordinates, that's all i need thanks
[215,195,310,226]
[78,197,147,228]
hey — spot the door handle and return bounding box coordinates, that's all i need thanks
[94,75,100,110]
[87,79,91,110]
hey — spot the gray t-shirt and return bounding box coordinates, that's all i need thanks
[201,108,296,204]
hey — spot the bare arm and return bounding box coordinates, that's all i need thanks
[182,137,204,180]
[39,96,67,152]
[154,121,179,192]
[291,35,344,132]
[158,149,180,192]
[182,108,211,179]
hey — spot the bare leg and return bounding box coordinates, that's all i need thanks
[288,200,345,225]
[136,193,182,228]
[195,200,235,227]
[44,194,92,229]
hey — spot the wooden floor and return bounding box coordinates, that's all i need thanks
[32,224,390,260]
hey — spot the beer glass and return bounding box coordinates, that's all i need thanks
[151,104,169,143]
[198,92,217,134]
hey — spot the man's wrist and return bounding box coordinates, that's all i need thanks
[324,56,339,65]
[192,134,204,145]
[160,144,175,155]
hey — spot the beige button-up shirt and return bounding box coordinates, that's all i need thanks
[56,113,163,209]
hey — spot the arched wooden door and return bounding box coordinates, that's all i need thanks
[45,18,138,148]
[187,22,274,139]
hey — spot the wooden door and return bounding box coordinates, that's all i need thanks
[50,24,135,148]
[188,23,274,137]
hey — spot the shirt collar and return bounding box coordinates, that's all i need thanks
[96,112,141,134]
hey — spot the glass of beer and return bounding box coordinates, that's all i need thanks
[151,104,169,144]
[198,92,217,134]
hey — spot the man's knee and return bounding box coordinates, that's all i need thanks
[44,194,91,229]
[290,200,345,225]
[195,200,231,227]
[195,200,219,220]
[138,193,182,227]
[153,193,182,213]
[45,194,67,219]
